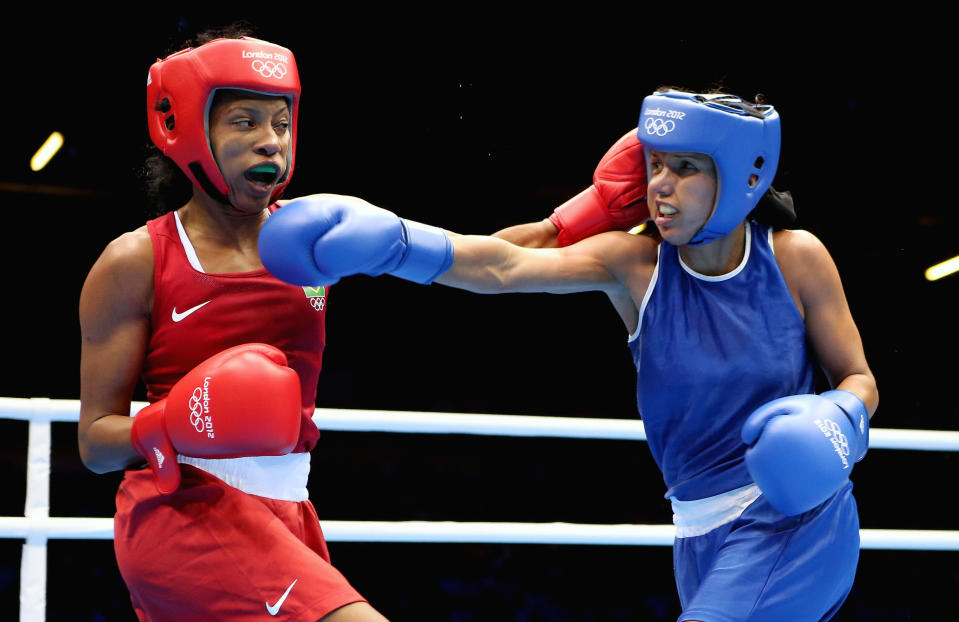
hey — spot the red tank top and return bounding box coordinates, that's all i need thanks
[142,208,327,453]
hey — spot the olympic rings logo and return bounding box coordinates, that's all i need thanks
[252,60,288,79]
[644,118,676,137]
[310,297,326,311]
[189,387,205,433]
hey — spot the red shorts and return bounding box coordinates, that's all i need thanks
[114,465,365,621]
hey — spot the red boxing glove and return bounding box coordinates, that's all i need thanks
[131,343,302,494]
[548,130,649,246]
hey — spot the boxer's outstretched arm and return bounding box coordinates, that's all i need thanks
[436,232,623,295]
[491,219,559,248]
[258,193,635,297]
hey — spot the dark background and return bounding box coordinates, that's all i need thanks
[1,10,955,621]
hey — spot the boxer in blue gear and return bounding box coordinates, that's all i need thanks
[258,88,878,622]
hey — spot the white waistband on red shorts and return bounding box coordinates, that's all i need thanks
[670,483,762,538]
[178,452,311,502]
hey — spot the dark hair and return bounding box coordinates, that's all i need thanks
[139,146,192,217]
[750,186,796,229]
[654,84,770,108]
[158,20,257,56]
[139,22,259,216]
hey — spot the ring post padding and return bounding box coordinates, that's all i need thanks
[21,398,52,622]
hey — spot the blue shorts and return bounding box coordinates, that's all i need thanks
[674,481,859,622]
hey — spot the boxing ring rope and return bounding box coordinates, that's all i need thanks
[3,397,959,620]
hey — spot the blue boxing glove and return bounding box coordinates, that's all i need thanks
[741,389,869,516]
[258,194,454,286]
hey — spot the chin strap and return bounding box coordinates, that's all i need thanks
[189,162,231,205]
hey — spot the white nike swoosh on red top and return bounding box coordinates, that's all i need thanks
[171,300,211,322]
[266,579,298,616]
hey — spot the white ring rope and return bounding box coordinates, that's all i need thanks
[2,395,957,621]
[5,398,959,448]
[0,516,957,550]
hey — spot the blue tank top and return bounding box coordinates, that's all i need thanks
[628,222,814,500]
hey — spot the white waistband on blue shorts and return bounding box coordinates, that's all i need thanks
[178,452,311,502]
[670,483,762,538]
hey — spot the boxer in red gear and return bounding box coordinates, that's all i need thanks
[78,25,389,622]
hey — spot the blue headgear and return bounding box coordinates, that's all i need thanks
[638,90,780,245]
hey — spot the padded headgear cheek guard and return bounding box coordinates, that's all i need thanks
[638,90,780,245]
[146,37,301,203]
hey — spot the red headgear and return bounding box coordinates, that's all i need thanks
[146,37,301,203]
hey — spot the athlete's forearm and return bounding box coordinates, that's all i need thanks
[78,412,142,474]
[490,219,559,248]
[435,235,518,293]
